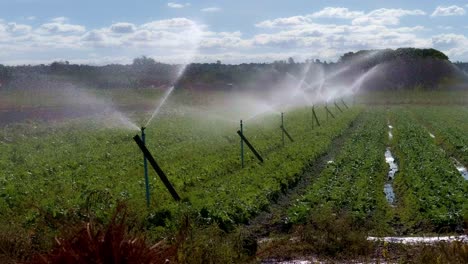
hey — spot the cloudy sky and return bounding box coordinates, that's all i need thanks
[1,0,468,65]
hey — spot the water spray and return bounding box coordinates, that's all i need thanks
[133,135,181,202]
[237,124,264,164]
[141,127,150,207]
[145,85,176,127]
[280,112,294,146]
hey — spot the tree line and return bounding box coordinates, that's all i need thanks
[0,48,465,91]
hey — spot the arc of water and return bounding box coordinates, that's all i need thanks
[145,85,176,127]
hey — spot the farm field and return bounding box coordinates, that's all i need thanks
[0,90,467,262]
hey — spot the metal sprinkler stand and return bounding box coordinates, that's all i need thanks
[280,112,294,145]
[133,135,181,202]
[141,127,151,207]
[334,101,343,113]
[240,120,244,168]
[325,105,336,119]
[312,106,320,128]
[341,99,349,109]
[237,126,264,164]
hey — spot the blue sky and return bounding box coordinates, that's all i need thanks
[0,0,468,64]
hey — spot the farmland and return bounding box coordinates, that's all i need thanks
[0,89,468,262]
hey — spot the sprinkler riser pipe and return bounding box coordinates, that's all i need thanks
[312,106,320,127]
[281,112,285,147]
[240,120,244,168]
[141,127,150,207]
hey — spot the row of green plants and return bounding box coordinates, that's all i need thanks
[0,104,361,246]
[288,109,391,234]
[390,108,468,232]
[409,106,468,165]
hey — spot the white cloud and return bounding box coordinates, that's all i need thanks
[352,8,426,26]
[38,22,86,34]
[310,7,364,19]
[110,22,136,34]
[6,23,32,33]
[431,5,465,17]
[432,33,468,59]
[167,2,190,8]
[256,16,311,28]
[256,7,426,28]
[201,7,221,12]
[51,16,69,23]
[26,16,36,21]
[141,18,199,30]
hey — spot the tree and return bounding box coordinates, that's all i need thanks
[132,56,156,66]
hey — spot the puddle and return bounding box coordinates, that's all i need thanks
[452,158,468,180]
[387,123,393,140]
[384,183,395,204]
[384,122,398,205]
[385,148,398,180]
[368,235,468,244]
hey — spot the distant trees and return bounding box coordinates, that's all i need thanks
[0,48,464,91]
[132,56,156,67]
[0,64,11,87]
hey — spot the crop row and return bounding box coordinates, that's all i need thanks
[409,106,468,165]
[390,109,468,232]
[288,109,390,233]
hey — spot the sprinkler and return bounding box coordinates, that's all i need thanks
[312,106,320,128]
[237,125,264,164]
[141,127,150,207]
[134,135,181,202]
[280,112,294,145]
[281,113,285,146]
[341,99,349,109]
[326,102,328,121]
[334,100,343,113]
[325,104,336,119]
[240,120,244,168]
